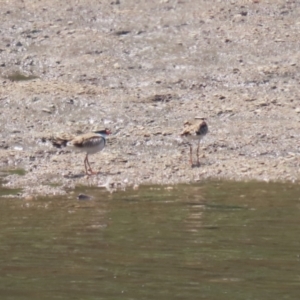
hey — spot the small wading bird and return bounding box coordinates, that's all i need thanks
[51,129,111,175]
[180,119,208,167]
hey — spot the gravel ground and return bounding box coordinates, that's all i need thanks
[0,0,299,197]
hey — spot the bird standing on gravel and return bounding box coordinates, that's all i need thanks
[180,119,208,167]
[51,129,111,175]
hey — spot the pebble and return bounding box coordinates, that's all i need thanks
[77,194,93,201]
[42,108,53,114]
[50,156,59,162]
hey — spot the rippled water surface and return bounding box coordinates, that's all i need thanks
[0,181,300,299]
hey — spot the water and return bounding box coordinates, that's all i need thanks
[0,181,300,299]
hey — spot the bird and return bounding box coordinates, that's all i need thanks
[180,119,208,166]
[51,128,111,175]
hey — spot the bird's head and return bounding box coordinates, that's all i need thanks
[94,128,112,138]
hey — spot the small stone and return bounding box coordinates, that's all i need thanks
[13,146,23,152]
[42,108,52,114]
[162,131,172,136]
[233,14,243,22]
[153,131,162,135]
[50,156,59,162]
[256,101,268,107]
[77,194,93,201]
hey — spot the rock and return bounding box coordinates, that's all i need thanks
[77,194,93,201]
[50,156,59,162]
[42,108,53,114]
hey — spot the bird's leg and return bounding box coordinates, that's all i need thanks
[85,154,98,175]
[189,143,193,166]
[196,140,200,166]
[84,155,90,175]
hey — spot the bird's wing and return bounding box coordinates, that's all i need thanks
[181,121,197,136]
[51,133,75,148]
[180,127,192,136]
[71,133,105,148]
